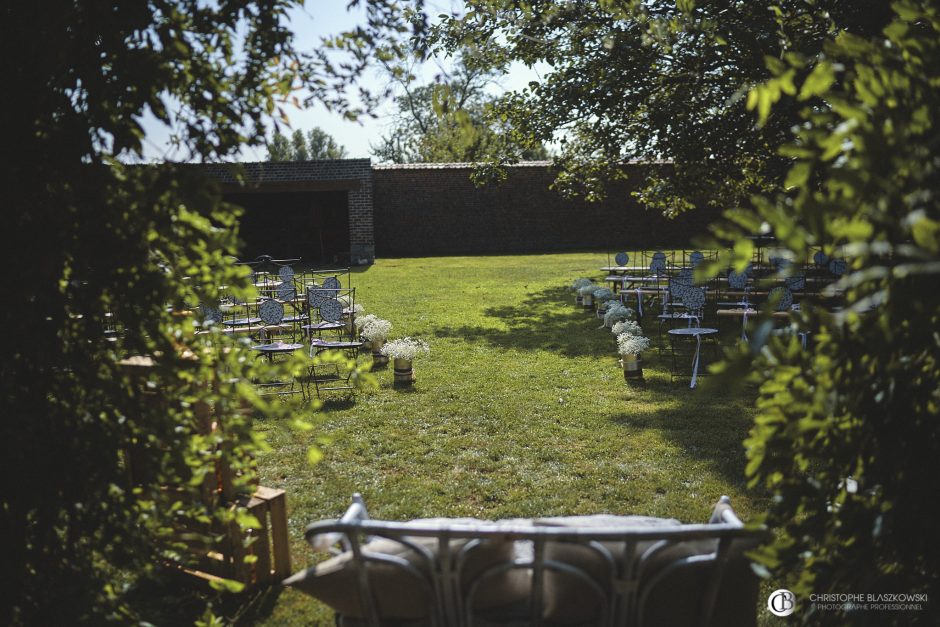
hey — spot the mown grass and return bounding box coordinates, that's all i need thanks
[238,251,762,625]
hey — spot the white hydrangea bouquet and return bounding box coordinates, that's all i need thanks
[603,303,635,328]
[356,312,378,331]
[571,278,593,291]
[617,332,650,357]
[578,283,597,306]
[360,316,392,343]
[381,337,430,361]
[612,319,642,337]
[591,287,614,303]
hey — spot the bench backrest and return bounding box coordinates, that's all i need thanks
[296,494,764,627]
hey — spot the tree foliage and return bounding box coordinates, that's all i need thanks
[267,127,349,161]
[433,0,892,208]
[372,51,548,163]
[0,0,405,623]
[714,2,940,619]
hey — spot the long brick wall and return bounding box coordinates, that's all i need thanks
[372,162,721,257]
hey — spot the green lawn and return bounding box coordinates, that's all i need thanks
[243,251,761,625]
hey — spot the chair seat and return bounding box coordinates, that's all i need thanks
[303,322,344,331]
[310,339,363,350]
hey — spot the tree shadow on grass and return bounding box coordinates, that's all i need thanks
[433,286,612,357]
[609,399,753,490]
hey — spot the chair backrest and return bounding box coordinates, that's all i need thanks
[648,251,668,276]
[296,495,765,627]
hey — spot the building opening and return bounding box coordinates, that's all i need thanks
[226,189,351,265]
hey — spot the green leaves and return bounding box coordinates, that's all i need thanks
[3,0,390,622]
[784,161,812,190]
[728,0,940,612]
[799,61,836,100]
[909,211,940,253]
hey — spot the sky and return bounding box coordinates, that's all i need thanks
[139,0,545,163]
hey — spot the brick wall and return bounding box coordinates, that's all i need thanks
[206,159,375,263]
[330,159,373,264]
[372,162,721,257]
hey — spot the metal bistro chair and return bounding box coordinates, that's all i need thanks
[301,285,363,400]
[301,275,347,341]
[250,297,304,397]
[657,272,704,347]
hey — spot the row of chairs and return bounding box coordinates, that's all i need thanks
[206,257,364,400]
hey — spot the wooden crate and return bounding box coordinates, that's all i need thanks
[181,486,291,590]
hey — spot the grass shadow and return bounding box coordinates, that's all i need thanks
[433,286,613,357]
[610,400,753,490]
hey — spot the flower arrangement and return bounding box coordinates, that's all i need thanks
[611,319,642,337]
[356,312,378,331]
[603,303,634,328]
[571,278,593,291]
[577,284,597,297]
[361,317,392,343]
[617,333,650,356]
[381,337,430,361]
[592,287,614,303]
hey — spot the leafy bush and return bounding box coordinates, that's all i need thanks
[713,1,940,616]
[0,1,409,622]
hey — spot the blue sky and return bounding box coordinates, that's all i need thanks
[139,0,544,163]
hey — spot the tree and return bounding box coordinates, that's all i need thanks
[371,52,548,163]
[267,127,349,161]
[721,2,940,619]
[433,1,892,208]
[1,1,410,623]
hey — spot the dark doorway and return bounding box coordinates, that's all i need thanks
[226,190,350,263]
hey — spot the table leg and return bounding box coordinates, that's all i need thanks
[690,334,703,389]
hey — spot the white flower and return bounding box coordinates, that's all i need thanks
[617,332,650,356]
[571,278,593,291]
[356,313,379,330]
[603,303,635,327]
[381,337,430,360]
[592,287,614,302]
[612,319,642,336]
[361,317,392,342]
[578,284,597,297]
